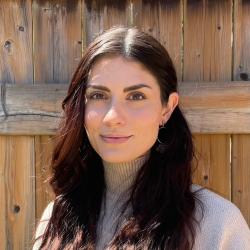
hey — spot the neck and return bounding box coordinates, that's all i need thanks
[102,152,150,195]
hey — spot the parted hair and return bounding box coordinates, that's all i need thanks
[34,26,203,250]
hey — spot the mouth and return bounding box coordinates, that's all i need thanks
[100,135,133,144]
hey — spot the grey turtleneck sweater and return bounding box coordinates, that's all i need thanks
[33,153,250,250]
[96,153,149,249]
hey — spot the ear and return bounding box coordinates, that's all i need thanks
[161,92,179,125]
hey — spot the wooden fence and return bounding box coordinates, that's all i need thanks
[1,0,250,249]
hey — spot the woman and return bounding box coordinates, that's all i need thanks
[33,27,250,249]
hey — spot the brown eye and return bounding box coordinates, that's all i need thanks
[127,92,146,101]
[88,92,108,100]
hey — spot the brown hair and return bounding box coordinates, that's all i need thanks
[35,26,203,249]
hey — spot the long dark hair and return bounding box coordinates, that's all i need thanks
[35,26,203,249]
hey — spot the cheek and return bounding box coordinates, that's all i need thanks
[84,109,103,150]
[84,107,102,129]
[130,107,161,137]
[130,104,162,126]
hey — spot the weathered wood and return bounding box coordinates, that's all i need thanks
[33,0,82,83]
[192,134,230,198]
[84,0,130,45]
[1,82,250,134]
[0,2,36,249]
[0,135,35,249]
[184,0,232,200]
[234,0,250,80]
[0,83,67,115]
[232,0,250,225]
[179,81,250,133]
[232,134,250,225]
[132,0,182,80]
[35,135,55,223]
[0,115,60,135]
[0,137,7,250]
[184,0,232,81]
[0,0,33,84]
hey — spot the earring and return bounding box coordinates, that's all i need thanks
[157,123,168,145]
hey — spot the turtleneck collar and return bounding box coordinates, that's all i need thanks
[102,151,150,195]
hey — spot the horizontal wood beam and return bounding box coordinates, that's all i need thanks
[0,82,250,135]
[179,81,250,134]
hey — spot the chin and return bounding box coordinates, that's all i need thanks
[100,152,135,163]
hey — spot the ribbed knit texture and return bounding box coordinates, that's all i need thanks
[96,152,150,249]
[33,152,250,250]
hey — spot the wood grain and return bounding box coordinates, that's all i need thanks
[0,0,33,84]
[184,0,232,199]
[184,0,232,81]
[1,82,250,134]
[193,134,230,198]
[132,0,182,80]
[232,0,250,225]
[84,0,130,45]
[234,0,250,80]
[35,135,55,224]
[232,134,250,225]
[33,0,82,83]
[0,83,66,135]
[0,135,35,249]
[0,2,36,249]
[0,136,7,249]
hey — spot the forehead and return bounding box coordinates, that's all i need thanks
[88,55,159,88]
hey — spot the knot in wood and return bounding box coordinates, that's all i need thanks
[4,40,12,51]
[240,73,249,81]
[203,175,209,180]
[18,26,25,32]
[13,204,20,214]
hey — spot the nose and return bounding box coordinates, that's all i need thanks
[102,100,126,127]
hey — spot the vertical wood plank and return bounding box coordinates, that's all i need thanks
[0,0,33,84]
[234,0,250,80]
[184,0,232,199]
[33,0,82,83]
[0,1,36,248]
[193,134,230,198]
[232,0,250,225]
[84,0,130,45]
[35,135,55,224]
[0,135,35,249]
[184,0,232,81]
[0,136,7,249]
[132,0,182,80]
[232,135,250,225]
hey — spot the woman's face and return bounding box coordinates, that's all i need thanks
[84,55,176,163]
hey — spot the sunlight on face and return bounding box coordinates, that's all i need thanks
[84,55,169,163]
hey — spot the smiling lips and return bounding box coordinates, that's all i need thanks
[100,135,133,144]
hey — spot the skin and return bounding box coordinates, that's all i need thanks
[84,55,179,163]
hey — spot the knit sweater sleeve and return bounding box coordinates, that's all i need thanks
[32,201,54,250]
[219,204,250,250]
[193,185,250,250]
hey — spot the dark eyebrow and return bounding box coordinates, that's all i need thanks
[86,85,110,92]
[124,84,152,92]
[86,83,152,92]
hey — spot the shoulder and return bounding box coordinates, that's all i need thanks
[191,184,250,249]
[33,201,54,250]
[191,183,247,224]
[191,184,240,216]
[39,201,54,222]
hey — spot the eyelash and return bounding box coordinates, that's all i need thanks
[88,92,108,100]
[86,92,146,101]
[127,92,146,101]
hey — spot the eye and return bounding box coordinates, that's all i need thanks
[127,92,146,101]
[87,92,108,100]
